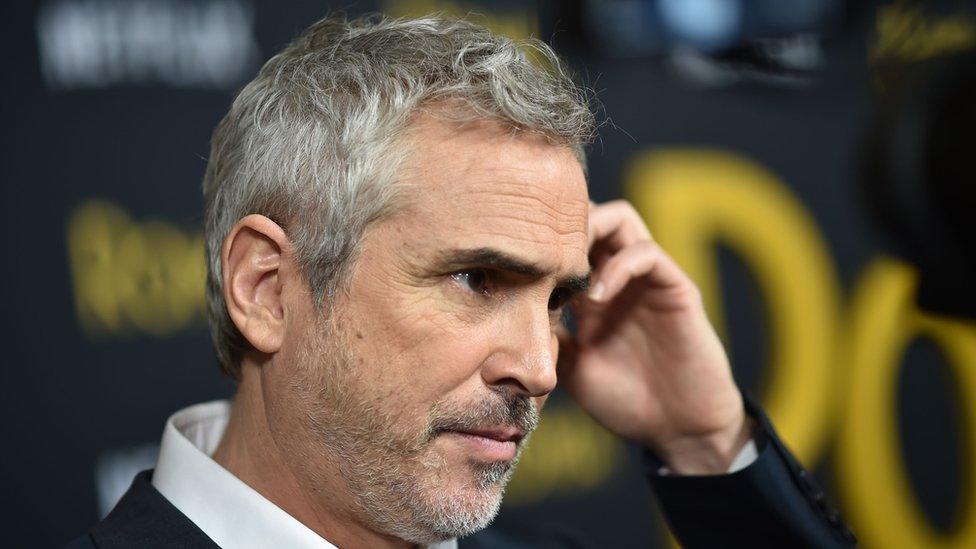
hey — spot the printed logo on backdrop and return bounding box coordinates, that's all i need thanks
[36,0,260,91]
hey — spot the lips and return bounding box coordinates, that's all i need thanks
[449,426,524,444]
[440,426,524,461]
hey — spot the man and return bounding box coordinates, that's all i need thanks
[70,14,856,548]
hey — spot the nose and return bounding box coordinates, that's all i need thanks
[481,303,558,398]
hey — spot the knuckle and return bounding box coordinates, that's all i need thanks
[616,200,651,234]
[636,239,657,253]
[611,199,638,217]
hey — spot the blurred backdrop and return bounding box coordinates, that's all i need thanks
[3,0,976,547]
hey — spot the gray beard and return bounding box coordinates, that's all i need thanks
[295,320,539,545]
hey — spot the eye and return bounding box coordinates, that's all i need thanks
[451,269,492,296]
[548,287,573,312]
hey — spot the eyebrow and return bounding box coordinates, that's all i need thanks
[435,247,591,294]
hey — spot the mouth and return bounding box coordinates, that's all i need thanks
[439,426,524,462]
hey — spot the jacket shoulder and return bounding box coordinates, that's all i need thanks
[460,525,593,549]
[70,469,219,549]
[63,534,96,548]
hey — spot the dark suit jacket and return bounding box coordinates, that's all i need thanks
[66,399,856,548]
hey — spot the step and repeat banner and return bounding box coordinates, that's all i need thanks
[3,1,975,547]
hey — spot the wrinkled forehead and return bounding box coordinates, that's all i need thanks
[396,115,590,266]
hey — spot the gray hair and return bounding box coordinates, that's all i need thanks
[203,13,595,379]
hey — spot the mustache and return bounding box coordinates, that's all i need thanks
[425,392,539,442]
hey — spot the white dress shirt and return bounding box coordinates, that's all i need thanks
[151,400,457,549]
[658,433,758,475]
[151,400,756,548]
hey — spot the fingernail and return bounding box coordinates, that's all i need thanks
[588,282,605,301]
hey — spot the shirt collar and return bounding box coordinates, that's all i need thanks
[152,400,457,549]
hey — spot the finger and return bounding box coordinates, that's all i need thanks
[588,200,653,251]
[589,240,695,303]
[588,200,651,248]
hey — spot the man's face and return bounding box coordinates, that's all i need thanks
[269,115,590,543]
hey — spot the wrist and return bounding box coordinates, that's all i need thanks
[653,416,755,475]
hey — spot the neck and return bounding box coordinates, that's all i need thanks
[212,358,417,549]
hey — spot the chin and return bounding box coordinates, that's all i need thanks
[411,477,506,542]
[393,456,513,543]
[359,431,525,544]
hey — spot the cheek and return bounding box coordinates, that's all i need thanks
[340,247,500,398]
[345,296,495,399]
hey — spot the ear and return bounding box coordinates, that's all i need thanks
[222,214,290,355]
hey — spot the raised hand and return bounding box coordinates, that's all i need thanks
[557,200,752,474]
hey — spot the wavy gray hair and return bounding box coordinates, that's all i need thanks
[203,13,595,378]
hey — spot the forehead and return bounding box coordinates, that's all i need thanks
[394,115,590,270]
